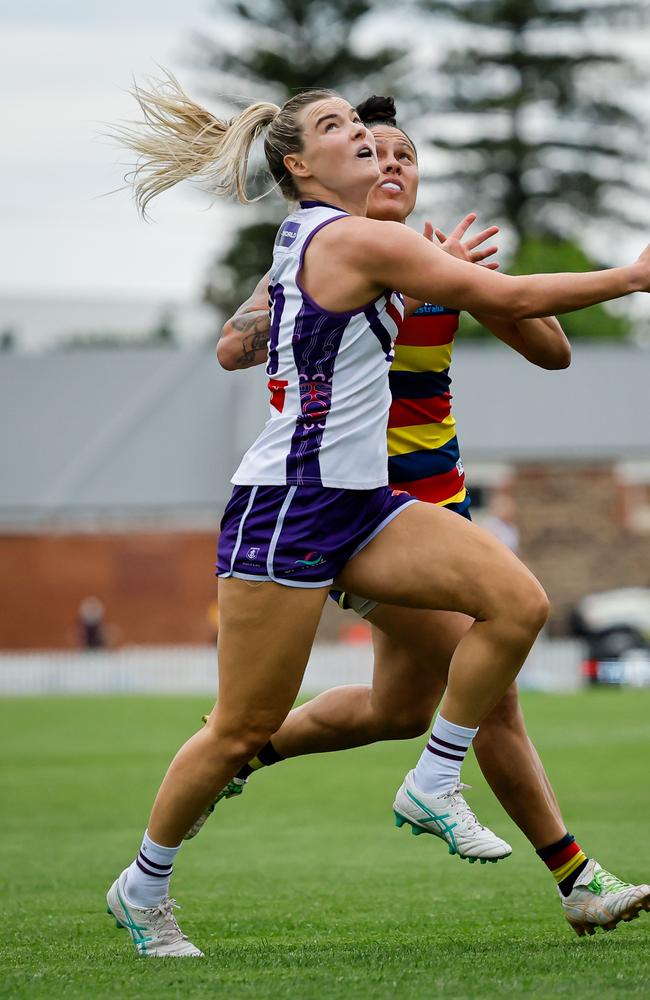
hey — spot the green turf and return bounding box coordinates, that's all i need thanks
[1,690,649,999]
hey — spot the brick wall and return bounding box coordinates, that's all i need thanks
[514,463,650,632]
[7,467,644,649]
[0,531,220,649]
[0,529,344,650]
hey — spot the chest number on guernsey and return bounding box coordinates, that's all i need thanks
[268,378,289,413]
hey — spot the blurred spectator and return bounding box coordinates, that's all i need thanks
[483,492,520,554]
[77,596,107,650]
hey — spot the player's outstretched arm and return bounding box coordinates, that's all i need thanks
[216,271,271,371]
[430,215,571,370]
[339,218,649,320]
[472,314,571,370]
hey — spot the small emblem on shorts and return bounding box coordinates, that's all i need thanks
[245,546,261,560]
[295,550,325,567]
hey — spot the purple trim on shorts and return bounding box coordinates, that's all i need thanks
[218,485,412,589]
[364,299,395,363]
[228,486,258,575]
[267,283,285,376]
[223,571,333,589]
[266,486,296,579]
[348,497,418,560]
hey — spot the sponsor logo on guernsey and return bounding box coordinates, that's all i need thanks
[277,221,300,248]
[413,303,447,315]
[295,550,325,567]
[456,458,464,475]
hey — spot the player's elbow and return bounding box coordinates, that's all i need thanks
[534,331,572,370]
[538,342,571,370]
[216,328,240,371]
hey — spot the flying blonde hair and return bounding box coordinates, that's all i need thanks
[112,71,337,217]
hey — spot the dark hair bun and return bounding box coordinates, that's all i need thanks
[356,95,397,127]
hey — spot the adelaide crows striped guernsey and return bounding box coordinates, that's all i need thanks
[232,202,403,490]
[387,304,467,510]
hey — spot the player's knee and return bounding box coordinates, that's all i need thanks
[204,716,277,767]
[369,700,433,740]
[521,579,550,633]
[389,713,431,740]
[505,575,549,638]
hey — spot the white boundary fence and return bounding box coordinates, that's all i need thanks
[0,638,583,696]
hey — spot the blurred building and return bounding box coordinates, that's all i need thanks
[0,348,253,649]
[1,344,650,648]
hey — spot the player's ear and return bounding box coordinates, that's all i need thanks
[283,152,311,180]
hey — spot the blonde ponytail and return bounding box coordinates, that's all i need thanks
[112,71,281,215]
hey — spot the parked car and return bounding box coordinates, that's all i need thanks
[569,588,650,686]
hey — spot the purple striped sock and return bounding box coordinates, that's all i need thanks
[124,830,182,908]
[412,714,478,794]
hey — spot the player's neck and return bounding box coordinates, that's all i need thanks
[297,183,369,218]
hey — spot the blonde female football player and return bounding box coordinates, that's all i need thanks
[107,77,650,955]
[211,95,650,938]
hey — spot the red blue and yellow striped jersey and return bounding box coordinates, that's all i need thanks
[387,304,468,510]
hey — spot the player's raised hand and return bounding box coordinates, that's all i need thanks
[634,244,650,291]
[432,212,500,269]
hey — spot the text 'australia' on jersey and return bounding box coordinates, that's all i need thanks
[232,202,404,490]
[387,303,468,511]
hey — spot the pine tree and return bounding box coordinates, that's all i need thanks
[418,0,649,242]
[195,0,410,318]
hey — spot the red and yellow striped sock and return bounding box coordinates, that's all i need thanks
[536,833,589,896]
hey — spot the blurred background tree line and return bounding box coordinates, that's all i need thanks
[197,0,649,340]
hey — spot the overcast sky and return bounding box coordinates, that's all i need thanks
[0,0,243,302]
[2,0,650,325]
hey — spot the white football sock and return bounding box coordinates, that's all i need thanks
[123,830,181,908]
[412,714,478,794]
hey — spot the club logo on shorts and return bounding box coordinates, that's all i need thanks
[277,221,300,248]
[295,550,325,567]
[245,546,261,561]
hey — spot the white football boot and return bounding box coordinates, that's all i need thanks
[106,869,203,957]
[560,859,650,936]
[393,770,512,863]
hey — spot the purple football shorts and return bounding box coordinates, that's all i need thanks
[217,484,418,588]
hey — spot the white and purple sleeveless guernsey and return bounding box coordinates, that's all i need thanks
[217,201,418,587]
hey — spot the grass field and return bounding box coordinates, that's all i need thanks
[1,690,649,999]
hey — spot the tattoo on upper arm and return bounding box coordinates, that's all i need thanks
[231,311,271,367]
